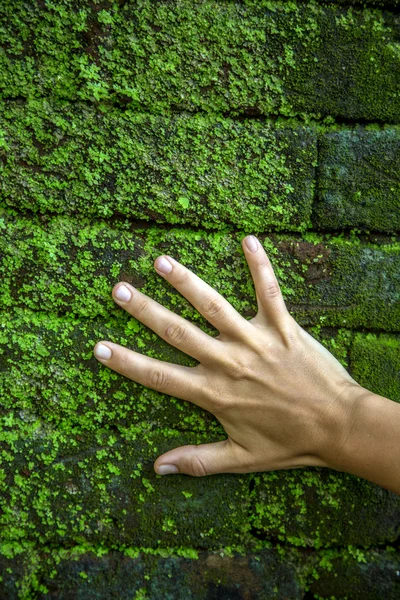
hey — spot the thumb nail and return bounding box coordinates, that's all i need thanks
[157,464,179,475]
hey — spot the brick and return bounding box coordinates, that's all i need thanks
[249,467,400,548]
[0,101,315,230]
[0,2,399,121]
[0,210,398,331]
[311,549,400,600]
[314,128,400,232]
[0,547,305,600]
[0,426,250,547]
[350,333,400,402]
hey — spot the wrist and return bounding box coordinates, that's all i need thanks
[317,381,369,473]
[320,384,400,494]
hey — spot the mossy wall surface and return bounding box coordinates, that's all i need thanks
[0,0,399,598]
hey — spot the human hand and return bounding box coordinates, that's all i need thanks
[93,235,362,477]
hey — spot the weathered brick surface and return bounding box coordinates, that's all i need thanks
[0,428,250,547]
[249,468,400,548]
[0,2,399,121]
[0,101,316,230]
[314,128,400,232]
[0,210,399,331]
[0,547,306,600]
[311,550,400,600]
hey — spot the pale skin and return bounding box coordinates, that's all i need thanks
[94,235,400,495]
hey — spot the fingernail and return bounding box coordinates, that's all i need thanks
[114,284,132,302]
[157,464,179,475]
[94,344,112,360]
[245,236,258,252]
[155,257,173,274]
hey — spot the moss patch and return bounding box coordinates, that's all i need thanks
[0,1,399,121]
[0,100,315,229]
[314,127,400,232]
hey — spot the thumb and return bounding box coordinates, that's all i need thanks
[154,439,245,477]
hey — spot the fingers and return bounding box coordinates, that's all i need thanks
[154,438,250,476]
[242,235,291,329]
[153,255,254,341]
[94,341,212,410]
[111,282,223,365]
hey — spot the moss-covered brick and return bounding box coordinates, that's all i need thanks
[40,548,305,600]
[281,233,400,332]
[0,99,316,229]
[0,209,398,331]
[350,333,400,401]
[0,2,400,122]
[0,311,219,434]
[0,424,251,547]
[0,545,306,600]
[310,548,400,600]
[249,467,400,549]
[314,128,400,232]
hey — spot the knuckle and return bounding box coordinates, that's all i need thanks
[202,296,224,320]
[136,298,149,318]
[174,269,189,287]
[189,453,209,477]
[118,353,130,373]
[222,355,252,381]
[260,281,281,299]
[164,322,187,345]
[148,369,169,392]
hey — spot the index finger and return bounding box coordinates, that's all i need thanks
[154,255,255,341]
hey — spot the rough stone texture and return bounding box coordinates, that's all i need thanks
[350,333,400,401]
[314,128,400,232]
[0,427,251,548]
[0,101,316,230]
[0,547,307,600]
[249,468,400,548]
[0,209,399,331]
[310,549,400,599]
[2,103,400,233]
[0,1,400,122]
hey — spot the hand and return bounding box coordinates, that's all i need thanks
[93,235,362,477]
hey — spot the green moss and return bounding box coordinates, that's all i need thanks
[0,100,315,229]
[309,548,400,599]
[0,209,398,331]
[249,467,400,549]
[289,234,400,332]
[0,422,251,548]
[0,544,306,600]
[314,128,400,232]
[0,1,399,121]
[350,333,400,401]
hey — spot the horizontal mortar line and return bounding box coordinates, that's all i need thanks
[251,530,400,554]
[0,308,398,338]
[0,96,398,129]
[1,207,399,239]
[0,538,398,557]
